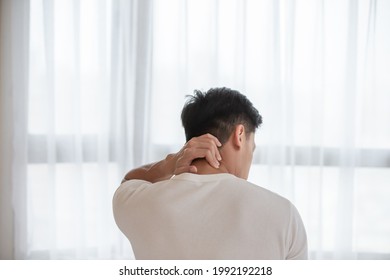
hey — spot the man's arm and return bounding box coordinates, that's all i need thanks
[286,203,308,259]
[121,134,222,183]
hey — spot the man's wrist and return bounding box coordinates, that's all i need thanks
[164,153,177,177]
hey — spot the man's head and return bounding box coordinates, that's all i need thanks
[181,87,262,179]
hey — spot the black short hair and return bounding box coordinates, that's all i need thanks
[181,87,262,143]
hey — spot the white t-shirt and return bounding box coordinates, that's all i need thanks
[113,173,308,259]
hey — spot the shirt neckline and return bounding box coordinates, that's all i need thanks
[171,172,237,182]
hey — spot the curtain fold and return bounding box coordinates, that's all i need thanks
[0,0,15,260]
[334,0,359,260]
[0,0,30,260]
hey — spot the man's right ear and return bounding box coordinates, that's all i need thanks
[232,124,245,149]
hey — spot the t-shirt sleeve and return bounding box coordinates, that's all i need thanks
[112,179,151,232]
[286,203,308,260]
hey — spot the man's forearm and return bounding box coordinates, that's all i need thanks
[122,154,176,183]
[121,134,222,184]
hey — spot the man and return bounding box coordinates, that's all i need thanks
[113,88,308,259]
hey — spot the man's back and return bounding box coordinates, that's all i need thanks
[113,173,307,259]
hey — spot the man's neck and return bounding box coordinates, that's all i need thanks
[192,158,230,175]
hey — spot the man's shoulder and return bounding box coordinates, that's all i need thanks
[113,179,152,202]
[171,173,293,208]
[115,173,292,208]
[235,177,292,207]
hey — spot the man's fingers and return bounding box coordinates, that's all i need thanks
[174,165,197,175]
[186,148,220,169]
[190,143,222,162]
[188,165,197,173]
[202,133,222,147]
[204,149,220,169]
[185,137,222,163]
[174,134,222,175]
[216,149,222,161]
[189,133,222,148]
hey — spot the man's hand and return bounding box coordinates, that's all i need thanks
[172,133,222,175]
[122,134,222,183]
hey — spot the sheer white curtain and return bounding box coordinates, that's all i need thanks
[1,0,389,260]
[25,0,155,258]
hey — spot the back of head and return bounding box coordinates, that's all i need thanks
[181,87,262,143]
